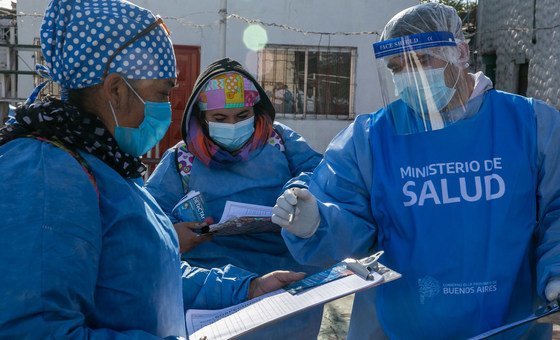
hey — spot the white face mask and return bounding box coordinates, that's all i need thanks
[207,116,255,151]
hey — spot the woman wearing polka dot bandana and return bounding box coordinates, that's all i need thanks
[0,0,306,338]
[145,57,325,338]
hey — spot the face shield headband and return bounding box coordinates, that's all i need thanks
[373,31,457,60]
[372,31,469,135]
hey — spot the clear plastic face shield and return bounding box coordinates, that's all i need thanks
[373,31,470,135]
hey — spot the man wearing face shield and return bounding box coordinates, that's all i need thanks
[0,0,306,338]
[272,3,560,339]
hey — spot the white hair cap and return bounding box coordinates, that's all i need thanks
[380,3,469,68]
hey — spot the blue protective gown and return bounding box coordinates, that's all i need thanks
[283,90,560,339]
[145,121,324,338]
[0,138,256,338]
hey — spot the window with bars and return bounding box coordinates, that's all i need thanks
[0,27,10,42]
[258,45,356,120]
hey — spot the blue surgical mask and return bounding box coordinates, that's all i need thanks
[208,116,255,151]
[109,80,172,157]
[393,67,456,114]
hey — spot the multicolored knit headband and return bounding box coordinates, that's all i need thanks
[197,72,260,111]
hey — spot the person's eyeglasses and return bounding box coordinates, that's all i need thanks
[102,16,170,79]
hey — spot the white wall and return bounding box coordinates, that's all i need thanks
[17,0,416,152]
[276,118,347,153]
[0,0,13,9]
[476,0,560,109]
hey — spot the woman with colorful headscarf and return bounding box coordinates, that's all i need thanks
[0,1,305,338]
[145,58,324,338]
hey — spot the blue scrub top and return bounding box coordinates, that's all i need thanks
[0,138,255,338]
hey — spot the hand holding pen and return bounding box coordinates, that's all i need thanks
[272,187,321,238]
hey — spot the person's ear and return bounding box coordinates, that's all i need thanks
[457,42,470,67]
[102,73,129,115]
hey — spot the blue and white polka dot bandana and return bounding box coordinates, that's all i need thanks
[39,0,176,95]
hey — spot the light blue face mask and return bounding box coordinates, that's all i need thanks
[208,116,255,151]
[393,66,456,115]
[109,79,172,157]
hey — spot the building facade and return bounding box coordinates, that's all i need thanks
[476,0,560,109]
[0,2,16,121]
[17,0,416,153]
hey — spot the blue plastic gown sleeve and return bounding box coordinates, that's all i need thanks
[534,99,560,297]
[274,122,323,190]
[0,142,161,339]
[282,114,378,267]
[181,262,258,310]
[145,148,184,223]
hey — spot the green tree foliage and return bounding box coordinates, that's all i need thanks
[419,0,476,19]
[419,0,477,33]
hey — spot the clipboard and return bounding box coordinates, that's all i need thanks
[344,250,385,280]
[283,251,386,295]
[468,300,560,339]
[186,251,400,340]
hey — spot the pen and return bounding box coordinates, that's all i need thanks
[288,188,296,223]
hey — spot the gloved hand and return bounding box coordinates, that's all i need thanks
[538,277,560,325]
[545,277,560,302]
[272,188,320,238]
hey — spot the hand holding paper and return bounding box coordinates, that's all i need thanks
[272,188,320,238]
[174,221,213,253]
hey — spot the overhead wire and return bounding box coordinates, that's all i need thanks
[10,10,560,37]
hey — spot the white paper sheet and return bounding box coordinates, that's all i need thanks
[218,201,273,223]
[186,272,389,340]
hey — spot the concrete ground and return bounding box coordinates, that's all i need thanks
[318,295,560,339]
[318,295,353,339]
[318,295,354,339]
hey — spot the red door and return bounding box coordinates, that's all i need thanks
[143,45,200,177]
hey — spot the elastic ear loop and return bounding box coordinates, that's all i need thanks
[108,101,119,127]
[107,78,147,128]
[122,79,146,105]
